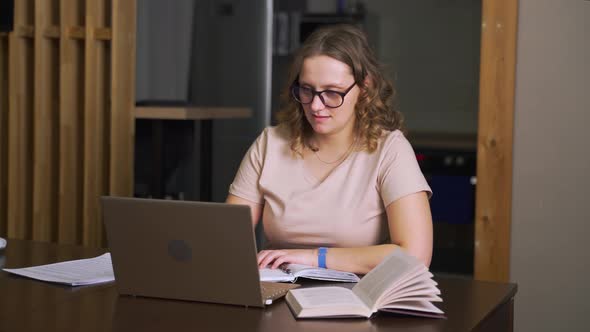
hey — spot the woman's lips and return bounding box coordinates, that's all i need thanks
[312,114,330,120]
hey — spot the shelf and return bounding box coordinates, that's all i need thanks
[135,106,252,120]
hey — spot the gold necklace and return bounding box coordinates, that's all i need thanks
[312,137,357,165]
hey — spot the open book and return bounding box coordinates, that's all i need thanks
[285,249,444,319]
[260,264,360,283]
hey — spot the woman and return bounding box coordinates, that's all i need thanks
[226,25,432,275]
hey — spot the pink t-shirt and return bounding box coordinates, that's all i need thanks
[229,126,431,249]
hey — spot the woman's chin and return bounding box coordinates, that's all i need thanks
[310,124,333,135]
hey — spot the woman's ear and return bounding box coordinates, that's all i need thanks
[359,75,372,99]
[363,75,372,88]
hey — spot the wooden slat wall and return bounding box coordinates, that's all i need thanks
[0,0,136,247]
[474,0,518,282]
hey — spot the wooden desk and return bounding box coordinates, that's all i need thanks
[135,106,252,201]
[0,240,517,332]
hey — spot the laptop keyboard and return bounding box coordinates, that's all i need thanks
[260,281,299,305]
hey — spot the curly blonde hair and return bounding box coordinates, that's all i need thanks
[276,24,404,155]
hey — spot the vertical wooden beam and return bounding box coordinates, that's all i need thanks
[58,0,84,244]
[0,35,8,236]
[83,0,106,247]
[110,0,136,197]
[32,0,59,242]
[94,0,108,246]
[7,0,34,240]
[475,0,518,282]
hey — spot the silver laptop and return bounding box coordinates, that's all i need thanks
[101,197,298,307]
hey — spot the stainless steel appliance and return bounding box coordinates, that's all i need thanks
[135,0,273,202]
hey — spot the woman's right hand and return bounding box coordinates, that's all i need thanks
[257,249,317,269]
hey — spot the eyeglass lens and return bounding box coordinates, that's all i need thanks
[293,86,343,108]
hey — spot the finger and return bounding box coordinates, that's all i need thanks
[262,251,288,269]
[257,250,272,265]
[258,250,283,269]
[271,255,291,269]
[257,250,282,265]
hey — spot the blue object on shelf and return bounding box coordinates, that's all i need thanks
[428,175,475,224]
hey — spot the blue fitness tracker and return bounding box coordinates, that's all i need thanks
[318,247,328,268]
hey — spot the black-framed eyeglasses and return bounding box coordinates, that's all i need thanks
[291,82,356,108]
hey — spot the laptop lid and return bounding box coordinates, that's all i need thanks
[102,197,265,307]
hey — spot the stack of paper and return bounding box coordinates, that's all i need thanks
[2,253,114,286]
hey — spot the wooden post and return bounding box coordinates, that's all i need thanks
[32,0,59,242]
[82,0,107,247]
[58,0,84,244]
[110,0,136,198]
[475,0,518,282]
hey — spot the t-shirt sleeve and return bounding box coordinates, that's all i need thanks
[378,133,432,207]
[228,128,268,204]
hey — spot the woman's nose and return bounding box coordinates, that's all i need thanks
[310,94,325,111]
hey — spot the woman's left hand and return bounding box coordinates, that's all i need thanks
[257,249,317,269]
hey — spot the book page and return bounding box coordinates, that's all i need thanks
[385,283,441,303]
[380,300,444,314]
[282,263,316,276]
[397,273,436,290]
[288,286,372,317]
[286,264,360,282]
[380,272,438,304]
[352,249,427,311]
[289,287,364,307]
[2,253,114,286]
[259,268,294,282]
[385,269,432,294]
[388,294,442,303]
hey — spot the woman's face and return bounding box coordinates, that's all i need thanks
[298,55,360,138]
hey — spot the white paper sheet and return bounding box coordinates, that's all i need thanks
[2,253,114,286]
